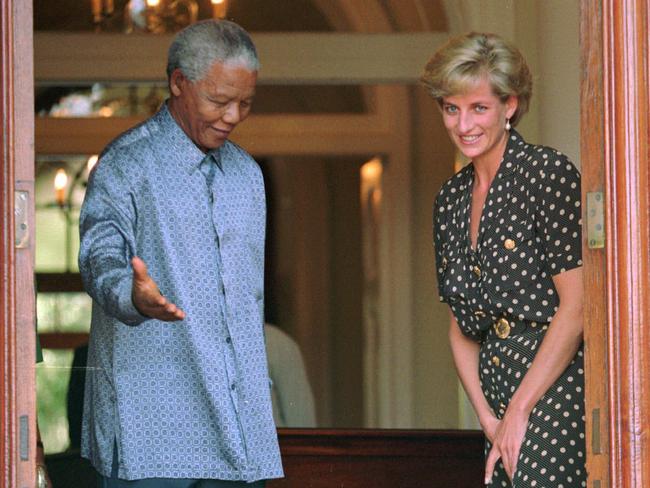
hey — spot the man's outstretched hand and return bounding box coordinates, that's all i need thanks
[131,256,185,321]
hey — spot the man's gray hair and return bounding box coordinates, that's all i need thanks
[167,20,259,82]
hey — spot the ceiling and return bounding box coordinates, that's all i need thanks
[34,0,447,33]
[33,0,447,115]
[35,0,338,32]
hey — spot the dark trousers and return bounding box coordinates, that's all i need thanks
[97,442,266,488]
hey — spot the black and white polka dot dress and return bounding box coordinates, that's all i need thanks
[433,130,586,487]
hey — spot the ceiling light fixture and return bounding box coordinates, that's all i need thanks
[93,0,230,33]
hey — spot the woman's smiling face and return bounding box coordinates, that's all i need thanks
[440,77,517,166]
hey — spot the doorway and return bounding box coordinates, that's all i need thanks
[3,1,650,486]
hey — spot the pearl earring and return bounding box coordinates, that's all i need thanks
[505,118,511,131]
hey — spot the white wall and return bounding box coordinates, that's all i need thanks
[535,0,581,166]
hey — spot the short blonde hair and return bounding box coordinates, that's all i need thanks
[421,32,532,126]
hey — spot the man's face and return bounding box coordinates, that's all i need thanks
[169,61,257,152]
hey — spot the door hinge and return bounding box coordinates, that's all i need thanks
[586,192,605,249]
[14,190,29,249]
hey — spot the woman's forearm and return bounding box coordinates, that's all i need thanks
[508,267,583,415]
[448,312,495,426]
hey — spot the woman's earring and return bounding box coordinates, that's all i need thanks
[505,118,511,131]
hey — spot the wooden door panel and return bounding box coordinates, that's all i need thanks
[1,0,35,486]
[601,1,650,485]
[580,1,610,485]
[582,1,650,486]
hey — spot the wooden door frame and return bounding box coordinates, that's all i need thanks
[1,1,649,486]
[1,0,35,486]
[581,0,650,486]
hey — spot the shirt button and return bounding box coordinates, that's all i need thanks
[474,310,486,317]
[473,266,481,277]
[494,318,511,339]
[225,337,231,344]
[209,193,214,203]
[504,238,516,250]
[491,356,500,367]
[231,383,236,391]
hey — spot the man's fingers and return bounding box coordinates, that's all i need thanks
[484,445,500,485]
[138,301,185,322]
[145,297,186,321]
[168,308,186,321]
[161,307,185,321]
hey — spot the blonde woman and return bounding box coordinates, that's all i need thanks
[423,32,585,487]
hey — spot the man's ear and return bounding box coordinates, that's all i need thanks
[169,69,186,97]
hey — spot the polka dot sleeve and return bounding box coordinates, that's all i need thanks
[534,155,583,275]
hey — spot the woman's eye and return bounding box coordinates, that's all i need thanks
[444,105,457,114]
[475,105,487,112]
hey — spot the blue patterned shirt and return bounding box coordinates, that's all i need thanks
[78,103,283,481]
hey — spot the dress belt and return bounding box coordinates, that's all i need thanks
[481,317,549,342]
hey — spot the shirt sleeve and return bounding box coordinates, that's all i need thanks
[78,150,148,326]
[534,154,583,276]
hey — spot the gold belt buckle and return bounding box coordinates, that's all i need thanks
[494,318,511,339]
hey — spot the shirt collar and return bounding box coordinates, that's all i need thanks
[153,101,225,175]
[498,128,527,177]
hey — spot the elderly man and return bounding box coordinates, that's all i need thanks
[78,20,282,487]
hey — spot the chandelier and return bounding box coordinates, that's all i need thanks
[91,0,230,34]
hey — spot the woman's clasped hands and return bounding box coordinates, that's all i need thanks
[483,407,530,485]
